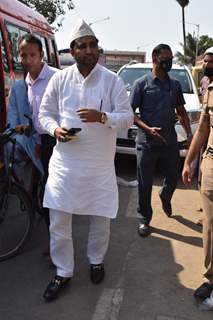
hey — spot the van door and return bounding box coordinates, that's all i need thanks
[0,41,6,131]
[0,28,12,131]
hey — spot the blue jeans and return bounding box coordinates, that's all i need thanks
[136,143,180,224]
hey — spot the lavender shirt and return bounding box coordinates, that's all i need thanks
[26,63,58,135]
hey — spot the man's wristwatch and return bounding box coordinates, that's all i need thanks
[100,112,107,124]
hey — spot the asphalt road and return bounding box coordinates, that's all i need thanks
[0,154,212,320]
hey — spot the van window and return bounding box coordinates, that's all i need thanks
[36,34,48,63]
[6,23,28,71]
[49,39,58,67]
[7,24,49,67]
[119,67,193,94]
[169,69,193,94]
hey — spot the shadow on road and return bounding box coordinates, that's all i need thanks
[117,232,204,320]
[151,226,202,248]
[172,215,202,234]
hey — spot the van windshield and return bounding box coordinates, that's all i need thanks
[118,67,193,93]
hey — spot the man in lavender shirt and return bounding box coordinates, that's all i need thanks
[18,34,58,230]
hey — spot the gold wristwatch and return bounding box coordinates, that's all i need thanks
[100,112,107,124]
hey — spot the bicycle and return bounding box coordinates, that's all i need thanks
[0,128,42,261]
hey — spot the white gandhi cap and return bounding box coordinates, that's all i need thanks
[70,19,97,44]
[204,47,213,56]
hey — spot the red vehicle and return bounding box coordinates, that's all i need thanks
[0,0,59,131]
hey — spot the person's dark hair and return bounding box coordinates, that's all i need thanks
[70,37,99,49]
[152,44,172,58]
[70,40,76,49]
[18,34,43,52]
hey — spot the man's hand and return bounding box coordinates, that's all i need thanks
[15,125,31,136]
[54,127,78,143]
[148,127,167,144]
[76,109,101,122]
[182,163,192,185]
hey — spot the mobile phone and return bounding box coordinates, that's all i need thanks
[66,128,82,136]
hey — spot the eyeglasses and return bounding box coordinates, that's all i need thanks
[75,41,98,50]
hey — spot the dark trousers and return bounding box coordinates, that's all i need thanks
[40,134,56,228]
[136,143,180,225]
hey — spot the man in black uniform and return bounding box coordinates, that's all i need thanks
[130,44,192,236]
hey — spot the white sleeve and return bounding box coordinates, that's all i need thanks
[38,73,60,136]
[104,76,133,130]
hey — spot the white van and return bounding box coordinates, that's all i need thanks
[117,62,201,157]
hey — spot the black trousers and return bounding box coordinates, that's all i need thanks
[40,134,56,228]
[137,143,180,224]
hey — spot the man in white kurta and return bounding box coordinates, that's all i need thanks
[39,19,133,302]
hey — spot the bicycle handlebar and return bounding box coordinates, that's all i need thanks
[0,114,34,146]
[0,128,16,146]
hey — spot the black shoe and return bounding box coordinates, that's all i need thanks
[90,264,105,284]
[138,223,150,237]
[43,275,71,302]
[160,196,172,217]
[194,282,213,301]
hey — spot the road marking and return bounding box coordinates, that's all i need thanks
[92,189,141,320]
[157,316,191,320]
[92,288,124,320]
[92,223,138,320]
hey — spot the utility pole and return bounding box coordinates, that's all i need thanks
[195,24,200,64]
[186,21,200,64]
[176,1,190,58]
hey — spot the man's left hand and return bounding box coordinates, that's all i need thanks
[77,108,101,122]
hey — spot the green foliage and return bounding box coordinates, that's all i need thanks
[19,0,75,26]
[175,33,213,66]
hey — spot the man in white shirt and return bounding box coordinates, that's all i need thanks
[18,34,58,229]
[39,19,133,302]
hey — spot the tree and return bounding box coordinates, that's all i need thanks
[175,0,190,56]
[20,0,75,28]
[175,33,213,66]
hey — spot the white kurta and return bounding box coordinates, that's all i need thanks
[39,63,133,218]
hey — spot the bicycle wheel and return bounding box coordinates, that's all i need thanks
[0,181,34,261]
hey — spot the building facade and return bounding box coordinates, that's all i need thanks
[105,50,146,71]
[58,48,146,72]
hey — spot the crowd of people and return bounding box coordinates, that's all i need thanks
[4,18,213,305]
